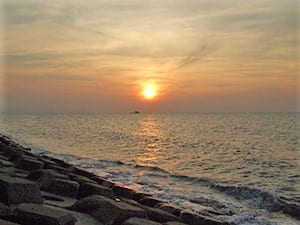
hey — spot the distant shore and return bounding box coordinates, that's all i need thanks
[0,134,231,225]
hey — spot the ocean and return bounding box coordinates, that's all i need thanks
[0,113,299,225]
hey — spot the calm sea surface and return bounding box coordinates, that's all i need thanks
[0,113,299,225]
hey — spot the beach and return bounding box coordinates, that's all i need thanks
[0,134,234,225]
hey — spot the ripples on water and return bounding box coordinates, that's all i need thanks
[0,113,299,225]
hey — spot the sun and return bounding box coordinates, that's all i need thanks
[143,86,156,100]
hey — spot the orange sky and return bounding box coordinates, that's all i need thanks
[1,0,299,113]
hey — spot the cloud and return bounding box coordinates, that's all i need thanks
[3,0,298,112]
[7,72,94,82]
[176,43,217,69]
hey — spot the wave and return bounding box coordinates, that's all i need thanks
[211,184,300,220]
[81,157,300,220]
[172,174,213,185]
[31,146,300,220]
[94,159,300,220]
[134,164,169,173]
[97,159,125,165]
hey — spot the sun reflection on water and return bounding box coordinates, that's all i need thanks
[135,115,164,166]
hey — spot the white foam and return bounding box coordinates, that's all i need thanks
[226,212,275,225]
[30,147,300,225]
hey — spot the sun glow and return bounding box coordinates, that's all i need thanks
[143,86,157,100]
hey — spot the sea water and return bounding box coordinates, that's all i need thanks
[0,113,299,225]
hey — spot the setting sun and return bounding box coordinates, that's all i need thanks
[143,86,156,100]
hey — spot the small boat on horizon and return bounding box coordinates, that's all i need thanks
[130,110,140,114]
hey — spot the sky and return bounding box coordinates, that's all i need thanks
[1,0,299,113]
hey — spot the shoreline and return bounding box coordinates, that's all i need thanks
[0,134,231,225]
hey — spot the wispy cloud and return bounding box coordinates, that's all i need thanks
[3,0,298,112]
[176,43,217,69]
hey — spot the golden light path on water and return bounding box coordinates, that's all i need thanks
[135,115,163,166]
